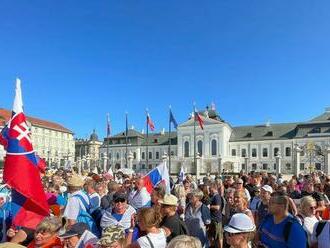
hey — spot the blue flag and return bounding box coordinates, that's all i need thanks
[169,109,178,129]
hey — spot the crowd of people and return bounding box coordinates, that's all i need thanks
[1,168,330,248]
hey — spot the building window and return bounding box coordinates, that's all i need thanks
[171,151,174,156]
[133,152,137,159]
[156,151,159,159]
[252,163,257,170]
[149,164,152,169]
[142,152,145,160]
[241,149,247,157]
[242,164,246,170]
[197,140,203,156]
[116,153,120,160]
[274,147,279,157]
[300,163,305,170]
[315,163,321,170]
[184,141,189,157]
[133,164,136,169]
[262,148,268,157]
[286,163,291,170]
[285,147,291,157]
[141,164,146,169]
[149,152,152,159]
[211,139,217,156]
[274,163,276,170]
[262,163,268,170]
[252,148,257,157]
[231,149,236,156]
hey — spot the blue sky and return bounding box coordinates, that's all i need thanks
[0,1,330,139]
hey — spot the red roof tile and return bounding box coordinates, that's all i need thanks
[0,108,73,134]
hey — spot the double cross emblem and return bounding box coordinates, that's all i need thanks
[13,121,32,143]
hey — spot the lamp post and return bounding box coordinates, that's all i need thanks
[218,155,222,176]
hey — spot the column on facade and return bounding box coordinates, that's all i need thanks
[128,151,134,170]
[295,146,302,176]
[275,152,282,177]
[196,154,201,179]
[102,153,107,172]
[77,158,81,175]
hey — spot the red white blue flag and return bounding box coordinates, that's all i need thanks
[0,78,49,229]
[194,109,204,130]
[146,113,155,131]
[143,162,170,194]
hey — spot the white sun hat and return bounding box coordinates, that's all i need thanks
[224,213,256,234]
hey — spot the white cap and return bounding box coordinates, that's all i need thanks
[261,185,273,194]
[224,213,256,233]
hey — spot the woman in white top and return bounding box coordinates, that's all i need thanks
[127,207,166,248]
[297,196,321,246]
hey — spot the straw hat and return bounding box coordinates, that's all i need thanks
[158,194,178,206]
[67,174,84,187]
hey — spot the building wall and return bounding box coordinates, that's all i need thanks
[0,123,75,166]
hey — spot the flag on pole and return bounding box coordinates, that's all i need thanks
[169,109,178,129]
[194,109,204,130]
[106,113,111,137]
[143,162,170,194]
[0,78,49,229]
[146,113,155,131]
[178,165,185,183]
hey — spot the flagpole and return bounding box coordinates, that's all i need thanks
[168,106,172,175]
[146,110,149,170]
[106,113,110,172]
[193,104,196,176]
[125,112,128,168]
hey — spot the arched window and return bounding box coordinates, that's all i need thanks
[211,139,217,156]
[197,140,203,155]
[184,141,189,157]
[274,147,279,157]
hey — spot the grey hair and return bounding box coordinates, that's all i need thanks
[167,235,202,248]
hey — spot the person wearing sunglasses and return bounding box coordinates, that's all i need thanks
[297,196,320,246]
[101,192,136,232]
[224,213,255,248]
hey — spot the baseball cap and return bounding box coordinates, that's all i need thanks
[158,194,178,206]
[224,213,255,234]
[261,185,273,194]
[59,222,89,239]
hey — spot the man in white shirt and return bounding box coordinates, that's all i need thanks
[128,177,151,210]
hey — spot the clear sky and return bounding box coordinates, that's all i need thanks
[0,1,330,139]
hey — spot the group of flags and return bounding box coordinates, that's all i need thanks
[0,78,206,230]
[105,107,205,137]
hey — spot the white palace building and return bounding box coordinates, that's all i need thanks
[99,106,330,177]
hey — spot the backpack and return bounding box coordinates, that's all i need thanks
[315,221,328,238]
[73,194,101,238]
[178,218,189,235]
[283,215,308,247]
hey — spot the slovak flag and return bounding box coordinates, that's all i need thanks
[146,113,155,131]
[194,109,204,130]
[143,162,170,194]
[0,78,49,229]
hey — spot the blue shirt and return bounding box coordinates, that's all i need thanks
[259,214,307,248]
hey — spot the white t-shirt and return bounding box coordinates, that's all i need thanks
[311,221,330,248]
[137,229,166,248]
[301,215,319,246]
[63,190,89,220]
